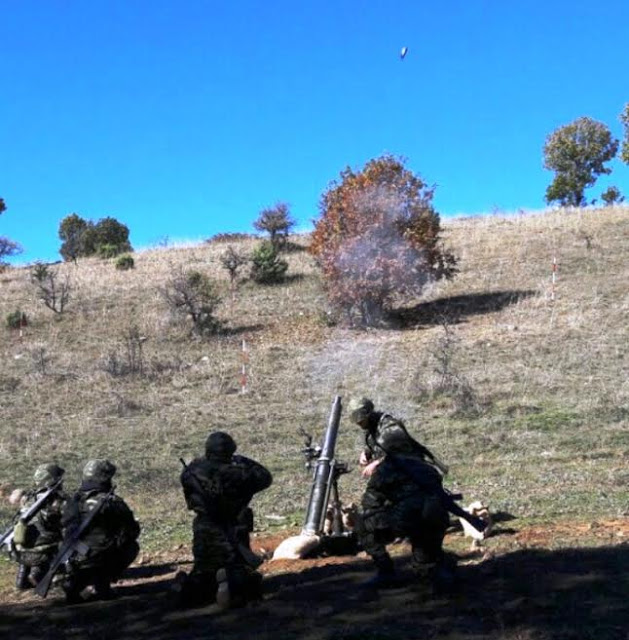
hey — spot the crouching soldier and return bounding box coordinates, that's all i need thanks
[355,454,453,591]
[348,397,454,591]
[177,431,272,609]
[10,464,67,590]
[60,459,140,603]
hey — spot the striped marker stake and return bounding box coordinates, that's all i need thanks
[19,312,27,341]
[551,256,557,302]
[240,339,249,394]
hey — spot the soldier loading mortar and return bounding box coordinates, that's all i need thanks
[348,396,487,591]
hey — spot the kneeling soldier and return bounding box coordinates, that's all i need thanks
[11,464,67,590]
[60,459,140,603]
[178,431,272,609]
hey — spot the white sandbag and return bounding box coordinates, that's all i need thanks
[271,534,321,560]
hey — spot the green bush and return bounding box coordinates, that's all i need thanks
[161,269,222,336]
[600,186,625,206]
[98,243,125,259]
[250,241,288,285]
[206,232,254,244]
[115,254,135,270]
[6,310,27,330]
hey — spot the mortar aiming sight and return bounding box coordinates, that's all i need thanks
[299,427,351,475]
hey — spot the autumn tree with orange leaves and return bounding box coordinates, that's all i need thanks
[310,155,457,327]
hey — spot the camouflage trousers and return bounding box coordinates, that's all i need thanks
[14,544,59,569]
[181,514,260,606]
[66,539,139,592]
[356,494,449,571]
[14,545,59,590]
[191,515,239,574]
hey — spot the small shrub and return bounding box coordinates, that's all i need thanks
[102,325,147,376]
[30,344,51,375]
[30,262,71,314]
[98,243,124,259]
[600,186,625,206]
[250,241,288,285]
[115,254,135,270]
[6,310,27,330]
[220,246,248,290]
[206,232,254,244]
[161,268,222,335]
[253,202,295,251]
[0,236,22,267]
[414,317,482,417]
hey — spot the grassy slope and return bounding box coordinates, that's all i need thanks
[0,207,627,557]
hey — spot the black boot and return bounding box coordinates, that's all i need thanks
[62,578,84,605]
[172,570,217,609]
[430,558,457,595]
[94,578,114,601]
[28,565,48,588]
[15,564,31,590]
[361,555,398,589]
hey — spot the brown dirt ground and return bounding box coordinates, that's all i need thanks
[0,519,627,640]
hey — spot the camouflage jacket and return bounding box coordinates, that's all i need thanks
[61,485,140,556]
[14,487,68,551]
[363,412,431,461]
[361,456,444,516]
[181,455,272,525]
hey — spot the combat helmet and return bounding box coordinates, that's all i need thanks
[205,431,237,461]
[347,397,375,427]
[33,463,65,490]
[82,459,117,483]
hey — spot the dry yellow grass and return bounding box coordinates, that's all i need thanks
[0,207,627,552]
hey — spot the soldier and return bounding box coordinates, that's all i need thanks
[349,397,448,476]
[177,431,272,609]
[60,459,140,603]
[348,397,454,590]
[11,464,67,590]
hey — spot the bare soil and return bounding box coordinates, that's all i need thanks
[1,519,627,640]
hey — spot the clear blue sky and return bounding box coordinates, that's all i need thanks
[1,0,627,264]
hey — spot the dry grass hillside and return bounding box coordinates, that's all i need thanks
[1,206,627,557]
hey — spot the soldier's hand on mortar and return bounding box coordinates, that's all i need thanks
[361,459,382,478]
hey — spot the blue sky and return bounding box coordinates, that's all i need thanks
[1,0,628,264]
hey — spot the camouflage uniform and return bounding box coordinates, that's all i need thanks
[61,459,140,602]
[350,398,447,468]
[12,464,68,590]
[357,457,449,578]
[348,398,451,587]
[179,431,272,607]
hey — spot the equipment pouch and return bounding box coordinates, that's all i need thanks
[13,521,27,546]
[13,522,39,548]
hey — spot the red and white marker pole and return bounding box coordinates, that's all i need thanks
[240,339,249,394]
[551,256,557,302]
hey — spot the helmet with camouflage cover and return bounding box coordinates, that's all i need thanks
[82,459,117,483]
[33,463,65,490]
[347,397,375,427]
[205,431,237,461]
